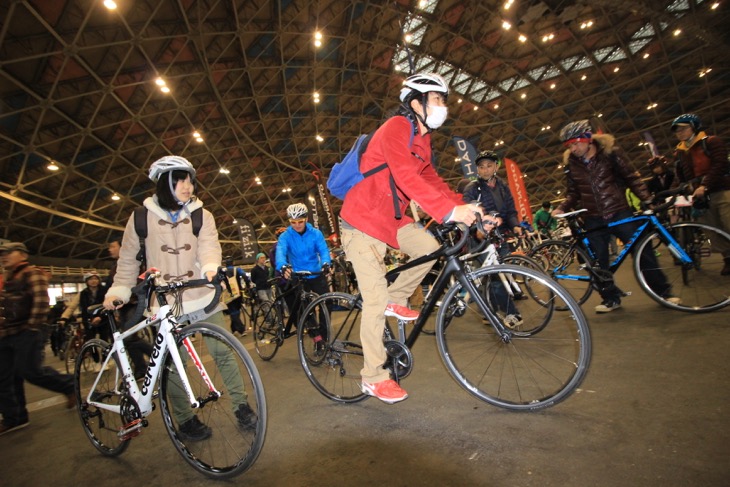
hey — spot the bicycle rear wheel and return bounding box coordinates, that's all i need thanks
[437,264,591,411]
[634,222,730,312]
[159,323,267,480]
[297,292,367,403]
[252,301,282,361]
[528,240,593,309]
[74,339,129,456]
[65,330,84,374]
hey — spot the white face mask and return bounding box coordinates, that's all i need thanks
[426,105,448,129]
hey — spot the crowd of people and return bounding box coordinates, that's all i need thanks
[1,71,728,437]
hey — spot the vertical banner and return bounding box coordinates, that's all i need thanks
[236,218,259,265]
[315,179,338,238]
[452,136,478,180]
[305,186,320,229]
[504,157,533,223]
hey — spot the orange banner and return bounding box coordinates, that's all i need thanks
[504,157,532,223]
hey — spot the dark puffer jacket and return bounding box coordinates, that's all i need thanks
[556,134,651,219]
[673,133,730,193]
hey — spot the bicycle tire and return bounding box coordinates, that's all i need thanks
[297,292,368,404]
[436,264,591,411]
[74,338,129,456]
[65,331,84,374]
[252,301,282,361]
[478,260,555,336]
[159,323,267,480]
[529,239,593,309]
[634,222,730,313]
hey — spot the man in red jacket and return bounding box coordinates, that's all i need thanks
[339,73,485,404]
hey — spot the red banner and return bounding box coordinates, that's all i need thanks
[504,157,532,223]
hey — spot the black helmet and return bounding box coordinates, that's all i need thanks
[475,150,501,167]
[671,113,702,132]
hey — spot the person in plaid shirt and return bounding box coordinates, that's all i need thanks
[0,242,75,436]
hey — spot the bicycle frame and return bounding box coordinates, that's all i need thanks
[556,212,693,282]
[383,230,510,348]
[84,303,221,421]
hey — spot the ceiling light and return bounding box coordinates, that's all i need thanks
[699,67,712,78]
[541,33,554,43]
[314,31,323,47]
[193,131,201,138]
[47,161,59,171]
[711,2,719,9]
[316,135,324,142]
[520,93,527,99]
[160,86,170,93]
[155,77,166,87]
[404,33,413,43]
[613,67,620,73]
[550,83,556,89]
[673,29,682,36]
[581,75,587,81]
[518,34,527,43]
[502,21,512,30]
[504,0,514,9]
[643,53,650,59]
[473,106,478,111]
[457,98,463,103]
[255,176,261,184]
[493,103,499,109]
[232,219,238,224]
[219,168,230,174]
[111,193,120,201]
[103,0,117,9]
[195,137,203,143]
[282,188,291,193]
[647,103,657,110]
[580,21,593,29]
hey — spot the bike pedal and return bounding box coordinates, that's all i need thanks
[118,418,143,440]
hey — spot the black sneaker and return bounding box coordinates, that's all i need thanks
[0,420,29,436]
[595,300,621,313]
[235,403,257,430]
[178,416,212,441]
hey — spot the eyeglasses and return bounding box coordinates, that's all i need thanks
[289,218,307,224]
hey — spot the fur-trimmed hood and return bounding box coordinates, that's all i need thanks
[563,133,616,164]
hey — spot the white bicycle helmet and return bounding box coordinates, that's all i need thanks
[287,203,308,219]
[148,155,196,183]
[83,271,100,282]
[399,72,449,102]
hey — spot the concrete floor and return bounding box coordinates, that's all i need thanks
[3,266,730,487]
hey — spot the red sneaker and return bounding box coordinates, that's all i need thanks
[361,379,408,404]
[384,303,419,321]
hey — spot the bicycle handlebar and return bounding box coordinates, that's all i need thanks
[121,267,229,328]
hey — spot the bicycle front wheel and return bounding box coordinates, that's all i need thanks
[74,339,129,456]
[634,222,730,312]
[159,323,267,480]
[252,301,282,360]
[297,292,367,403]
[436,265,591,411]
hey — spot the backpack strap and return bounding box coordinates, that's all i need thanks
[133,207,148,268]
[191,207,203,237]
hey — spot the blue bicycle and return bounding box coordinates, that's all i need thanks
[528,188,730,313]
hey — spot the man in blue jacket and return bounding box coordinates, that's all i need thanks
[275,203,331,338]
